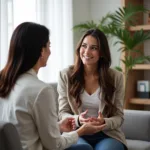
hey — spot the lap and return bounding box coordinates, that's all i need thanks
[67,132,125,150]
[95,137,125,150]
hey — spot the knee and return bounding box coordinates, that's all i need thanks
[95,139,125,150]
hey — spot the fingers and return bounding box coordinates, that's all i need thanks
[82,118,90,122]
[97,112,105,124]
[95,124,106,132]
[79,110,90,125]
[68,117,75,121]
[81,122,106,135]
[98,111,103,119]
[90,121,101,126]
[71,119,76,130]
[81,109,88,117]
[89,117,98,122]
[92,124,106,134]
[68,118,76,130]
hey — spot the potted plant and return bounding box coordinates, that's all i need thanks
[73,4,150,104]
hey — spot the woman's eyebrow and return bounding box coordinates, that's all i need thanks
[91,44,98,47]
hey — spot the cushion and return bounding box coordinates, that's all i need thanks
[122,110,150,141]
[127,139,150,150]
[0,121,22,150]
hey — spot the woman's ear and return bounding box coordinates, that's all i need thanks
[40,48,45,59]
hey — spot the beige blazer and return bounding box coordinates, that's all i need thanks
[58,67,127,147]
[0,69,78,150]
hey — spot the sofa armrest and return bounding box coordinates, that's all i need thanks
[122,109,150,141]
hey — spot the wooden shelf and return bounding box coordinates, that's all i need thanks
[132,64,150,70]
[129,25,150,31]
[130,98,150,105]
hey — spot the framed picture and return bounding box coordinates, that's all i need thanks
[137,80,150,98]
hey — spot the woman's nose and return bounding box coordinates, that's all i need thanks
[84,47,90,54]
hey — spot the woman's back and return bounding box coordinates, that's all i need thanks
[0,69,56,150]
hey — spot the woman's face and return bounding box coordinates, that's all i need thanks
[41,40,51,67]
[80,35,100,66]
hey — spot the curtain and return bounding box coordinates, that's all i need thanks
[38,0,74,82]
[0,0,74,83]
[0,0,9,70]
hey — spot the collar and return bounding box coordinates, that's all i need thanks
[26,69,38,78]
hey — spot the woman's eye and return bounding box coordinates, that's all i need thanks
[91,47,97,50]
[81,45,86,48]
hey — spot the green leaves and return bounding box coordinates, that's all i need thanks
[122,55,150,70]
[110,4,148,28]
[111,29,150,51]
[114,66,122,72]
[131,30,150,48]
[73,21,98,33]
[73,13,114,33]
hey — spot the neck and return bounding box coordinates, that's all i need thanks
[33,58,42,74]
[84,65,98,77]
[33,64,40,74]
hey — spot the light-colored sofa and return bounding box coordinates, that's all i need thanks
[122,109,150,150]
[50,83,150,150]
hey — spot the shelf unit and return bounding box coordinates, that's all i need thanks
[133,64,150,70]
[122,0,150,110]
[130,98,150,105]
[129,25,150,31]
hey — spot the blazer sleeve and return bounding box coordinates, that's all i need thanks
[32,86,78,150]
[104,72,124,130]
[57,71,80,127]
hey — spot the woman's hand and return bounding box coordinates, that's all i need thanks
[77,121,106,136]
[59,117,76,133]
[77,112,106,136]
[97,111,105,125]
[88,112,105,125]
[78,110,91,125]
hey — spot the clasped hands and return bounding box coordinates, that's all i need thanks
[59,110,105,133]
[79,110,105,126]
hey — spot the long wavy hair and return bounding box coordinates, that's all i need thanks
[69,29,117,117]
[0,22,49,98]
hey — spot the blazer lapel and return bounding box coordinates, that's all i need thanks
[69,95,81,115]
[99,89,105,113]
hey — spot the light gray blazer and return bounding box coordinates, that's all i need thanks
[0,69,78,150]
[58,67,127,147]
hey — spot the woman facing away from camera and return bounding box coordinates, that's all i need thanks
[58,29,128,150]
[0,22,106,150]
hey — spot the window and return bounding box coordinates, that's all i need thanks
[0,0,74,82]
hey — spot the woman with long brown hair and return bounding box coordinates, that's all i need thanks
[58,29,127,150]
[0,23,105,150]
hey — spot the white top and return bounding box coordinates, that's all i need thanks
[0,69,78,150]
[80,87,101,118]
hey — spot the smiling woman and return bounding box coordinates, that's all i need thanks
[58,29,128,150]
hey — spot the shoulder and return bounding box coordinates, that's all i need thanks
[108,68,123,85]
[16,73,54,102]
[59,66,73,75]
[24,80,54,97]
[58,66,73,80]
[10,74,56,115]
[108,68,123,79]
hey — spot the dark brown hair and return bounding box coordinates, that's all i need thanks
[69,29,117,117]
[0,22,49,98]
